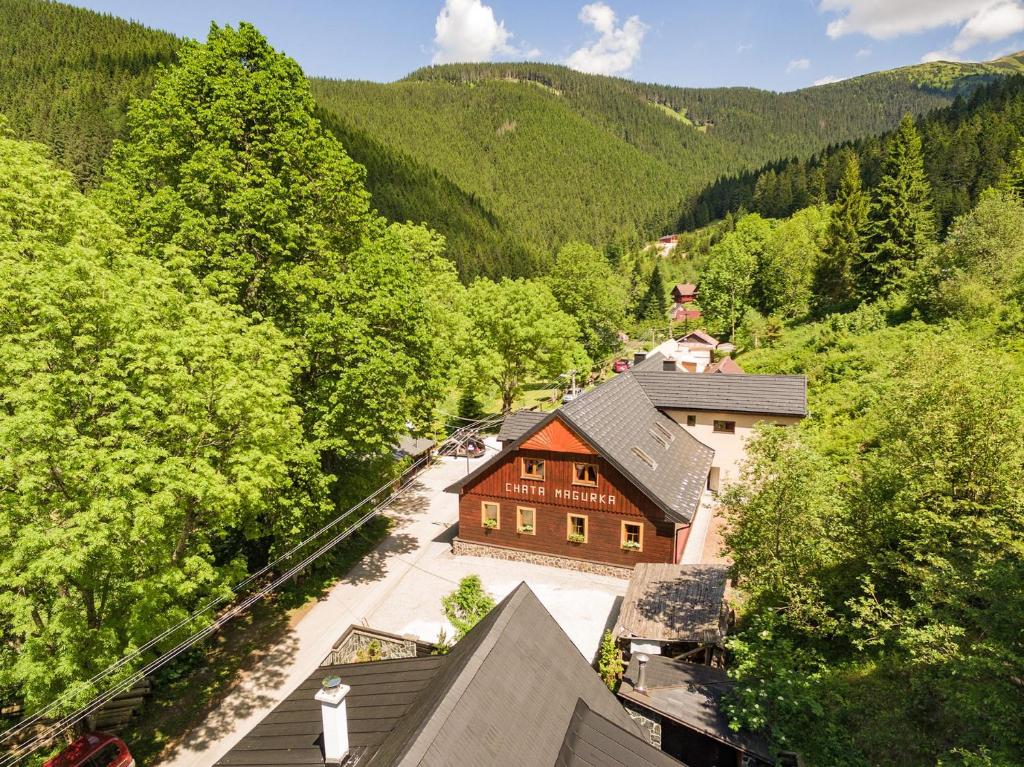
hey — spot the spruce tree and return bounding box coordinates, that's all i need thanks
[815,152,867,308]
[998,135,1024,198]
[637,260,668,322]
[858,115,935,298]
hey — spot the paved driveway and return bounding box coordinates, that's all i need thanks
[157,443,626,767]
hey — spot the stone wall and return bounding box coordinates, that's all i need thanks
[322,628,421,665]
[452,537,633,579]
[622,699,663,749]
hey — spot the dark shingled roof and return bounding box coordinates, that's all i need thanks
[560,373,713,524]
[451,373,714,524]
[633,371,807,417]
[217,584,657,767]
[619,656,773,763]
[629,351,669,372]
[555,699,683,767]
[614,564,730,644]
[496,408,546,443]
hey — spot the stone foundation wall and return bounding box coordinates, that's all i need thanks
[452,537,633,579]
[623,699,663,749]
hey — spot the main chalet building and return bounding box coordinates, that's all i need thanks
[446,353,806,573]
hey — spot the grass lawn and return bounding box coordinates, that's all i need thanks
[121,515,392,765]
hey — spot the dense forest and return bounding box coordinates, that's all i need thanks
[3,0,1023,278]
[683,73,1024,232]
[686,87,1024,762]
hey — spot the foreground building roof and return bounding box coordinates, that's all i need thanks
[619,655,773,763]
[217,583,677,767]
[614,564,731,644]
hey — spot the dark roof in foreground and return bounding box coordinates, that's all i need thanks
[619,656,773,762]
[217,583,657,767]
[496,408,546,442]
[633,371,807,417]
[614,564,730,644]
[555,698,683,767]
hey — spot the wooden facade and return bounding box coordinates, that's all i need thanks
[456,421,685,567]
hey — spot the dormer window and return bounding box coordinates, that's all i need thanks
[521,458,545,480]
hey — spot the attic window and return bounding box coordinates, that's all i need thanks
[649,429,670,449]
[631,446,657,469]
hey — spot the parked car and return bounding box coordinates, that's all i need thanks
[44,733,134,767]
[561,387,583,404]
[612,358,630,373]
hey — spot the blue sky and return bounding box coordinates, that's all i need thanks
[71,1,1024,90]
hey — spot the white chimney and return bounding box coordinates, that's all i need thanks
[316,675,351,764]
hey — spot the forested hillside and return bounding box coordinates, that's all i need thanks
[3,0,1022,278]
[684,73,1024,231]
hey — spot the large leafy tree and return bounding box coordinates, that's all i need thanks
[759,206,826,319]
[815,152,867,309]
[0,135,307,710]
[545,241,628,360]
[859,115,935,298]
[699,215,772,338]
[99,23,459,471]
[460,278,590,411]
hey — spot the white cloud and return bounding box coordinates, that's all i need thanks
[814,74,846,84]
[787,57,812,72]
[432,0,515,64]
[950,0,1024,51]
[821,1,1024,62]
[821,0,995,40]
[921,49,963,61]
[856,46,873,56]
[566,3,648,76]
[737,42,754,53]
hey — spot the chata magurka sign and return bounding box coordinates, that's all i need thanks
[503,482,617,507]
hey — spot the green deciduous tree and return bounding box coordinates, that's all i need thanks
[816,153,867,309]
[760,206,826,319]
[460,278,590,411]
[441,575,495,641]
[546,241,628,360]
[596,630,624,691]
[699,215,773,338]
[99,23,460,470]
[0,135,308,711]
[859,115,936,298]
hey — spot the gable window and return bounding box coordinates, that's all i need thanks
[713,420,736,434]
[517,507,536,534]
[686,414,697,427]
[572,462,598,486]
[481,501,500,529]
[621,521,643,552]
[521,457,545,480]
[567,513,588,543]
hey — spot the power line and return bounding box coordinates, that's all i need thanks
[0,416,501,764]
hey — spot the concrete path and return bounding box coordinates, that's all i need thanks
[157,443,626,767]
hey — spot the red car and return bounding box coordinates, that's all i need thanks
[44,733,133,767]
[612,359,631,373]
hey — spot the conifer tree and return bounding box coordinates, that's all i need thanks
[637,259,668,322]
[998,135,1024,197]
[858,115,935,298]
[816,153,867,308]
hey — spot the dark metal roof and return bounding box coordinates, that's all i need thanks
[560,373,713,524]
[217,655,445,767]
[496,409,546,442]
[555,698,684,767]
[633,371,807,417]
[218,584,654,767]
[629,351,668,372]
[614,564,730,644]
[447,373,713,524]
[619,656,773,762]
